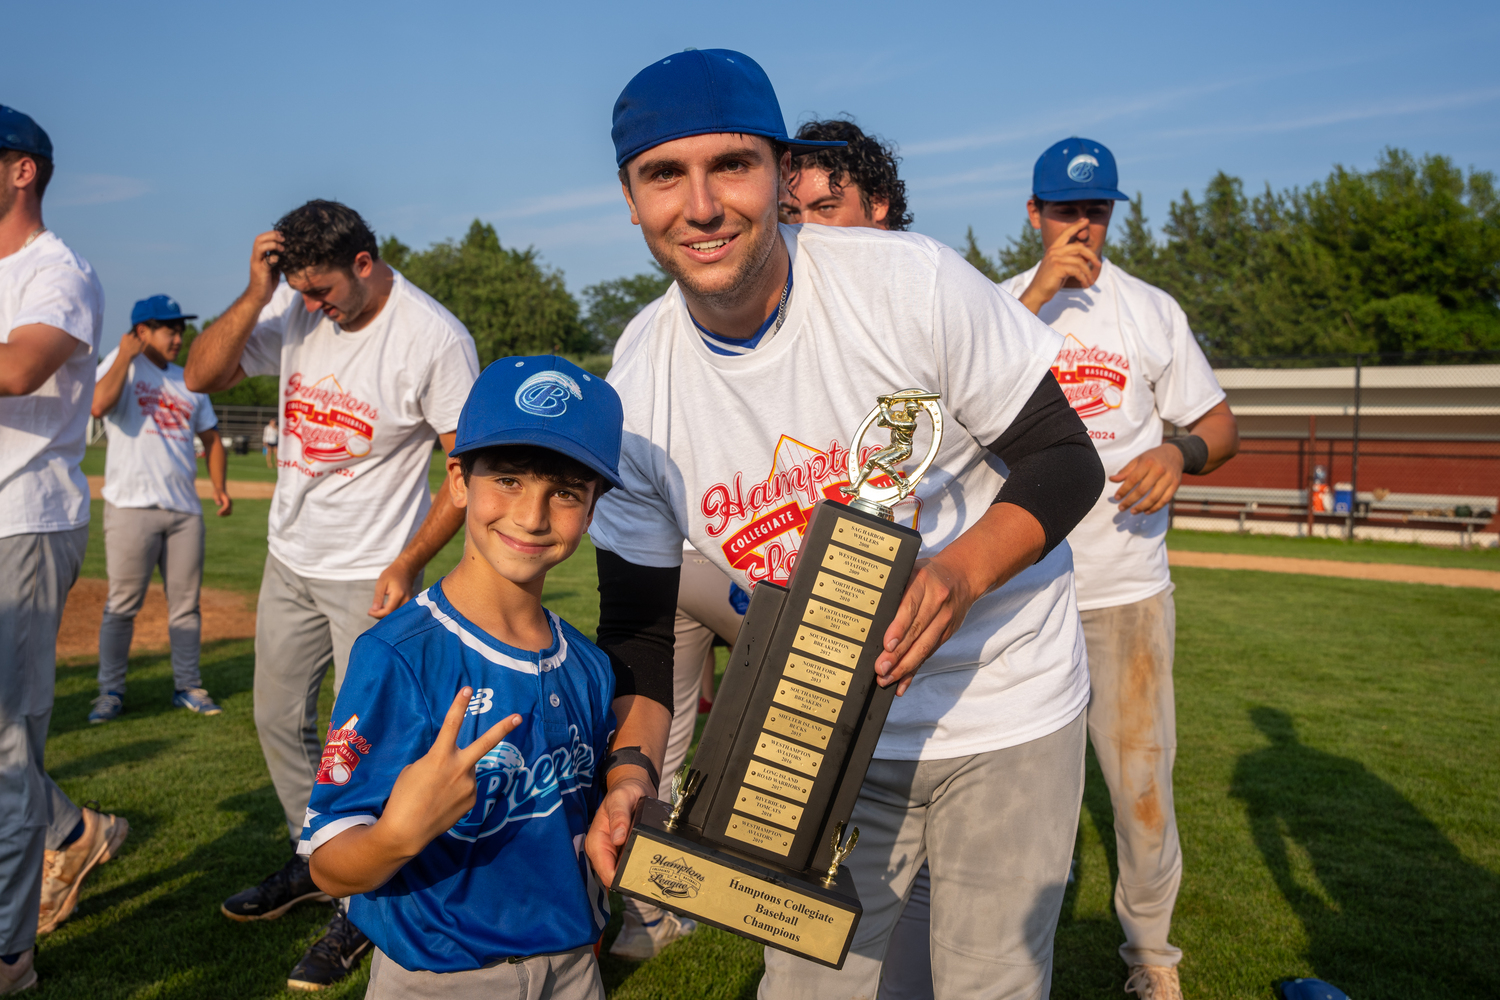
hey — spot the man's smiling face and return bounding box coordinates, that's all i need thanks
[621,133,789,308]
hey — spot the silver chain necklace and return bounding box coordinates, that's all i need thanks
[21,227,46,250]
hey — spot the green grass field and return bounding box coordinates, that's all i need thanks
[39,487,1500,998]
[1166,527,1500,571]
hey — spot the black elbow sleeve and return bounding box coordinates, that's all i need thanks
[988,372,1107,559]
[995,438,1106,557]
[595,547,679,714]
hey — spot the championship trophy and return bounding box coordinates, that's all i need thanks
[610,389,944,969]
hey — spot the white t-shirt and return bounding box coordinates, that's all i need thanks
[240,270,479,580]
[95,350,218,514]
[1000,258,1224,611]
[263,422,279,446]
[0,232,104,538]
[592,224,1089,762]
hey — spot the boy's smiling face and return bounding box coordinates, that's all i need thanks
[447,453,599,589]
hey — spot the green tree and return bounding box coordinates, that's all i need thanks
[962,224,1045,282]
[387,221,589,366]
[177,321,279,406]
[580,264,673,349]
[961,227,1003,282]
[1131,150,1500,357]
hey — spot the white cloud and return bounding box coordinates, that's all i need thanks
[489,184,623,220]
[1152,86,1500,139]
[54,173,150,206]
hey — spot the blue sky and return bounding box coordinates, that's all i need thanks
[9,0,1499,349]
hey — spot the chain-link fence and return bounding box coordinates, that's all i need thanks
[1171,350,1500,549]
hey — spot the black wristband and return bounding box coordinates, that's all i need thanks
[601,746,659,791]
[1166,435,1209,476]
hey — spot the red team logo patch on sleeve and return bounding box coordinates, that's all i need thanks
[316,714,373,785]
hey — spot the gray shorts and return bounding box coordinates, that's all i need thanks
[366,946,604,1000]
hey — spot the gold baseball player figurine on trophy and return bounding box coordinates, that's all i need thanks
[611,389,943,969]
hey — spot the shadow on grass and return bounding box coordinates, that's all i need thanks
[47,738,182,783]
[1231,707,1500,999]
[49,638,257,738]
[36,787,362,1000]
[1050,742,1134,997]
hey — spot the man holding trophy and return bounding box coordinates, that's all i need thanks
[583,49,1107,998]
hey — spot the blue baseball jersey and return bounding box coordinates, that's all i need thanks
[297,579,615,973]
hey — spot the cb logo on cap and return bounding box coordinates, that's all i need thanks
[515,371,582,418]
[1066,154,1099,183]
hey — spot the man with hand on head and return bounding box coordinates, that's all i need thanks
[603,111,916,963]
[185,199,479,991]
[89,295,231,726]
[585,50,1105,999]
[779,118,911,231]
[0,105,129,993]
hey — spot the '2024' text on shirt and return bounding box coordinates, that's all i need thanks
[1000,259,1225,611]
[240,272,479,580]
[95,349,218,514]
[591,223,1090,762]
[0,231,104,538]
[298,579,615,973]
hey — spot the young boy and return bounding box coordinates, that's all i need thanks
[89,294,231,724]
[298,356,622,998]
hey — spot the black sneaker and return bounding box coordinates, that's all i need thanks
[287,912,371,992]
[220,853,331,922]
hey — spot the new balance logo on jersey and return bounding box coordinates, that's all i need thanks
[466,688,494,715]
[448,725,597,841]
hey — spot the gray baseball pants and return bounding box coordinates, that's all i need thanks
[625,553,745,927]
[254,554,385,842]
[97,503,205,694]
[0,528,88,955]
[366,946,604,1000]
[760,710,1087,1000]
[1080,587,1182,969]
[876,588,1183,997]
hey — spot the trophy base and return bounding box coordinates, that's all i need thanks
[611,797,861,969]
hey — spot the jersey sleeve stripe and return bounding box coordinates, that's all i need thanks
[297,814,378,857]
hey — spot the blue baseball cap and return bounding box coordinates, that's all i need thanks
[1033,137,1128,202]
[131,295,197,326]
[612,49,845,167]
[451,356,624,489]
[0,105,52,161]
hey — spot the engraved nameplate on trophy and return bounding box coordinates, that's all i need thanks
[612,390,944,969]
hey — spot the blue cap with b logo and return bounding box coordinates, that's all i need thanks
[1032,137,1128,201]
[450,356,624,489]
[131,295,197,326]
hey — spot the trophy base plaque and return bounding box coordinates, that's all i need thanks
[613,797,860,969]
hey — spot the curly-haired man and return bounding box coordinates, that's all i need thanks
[185,200,479,991]
[780,118,912,231]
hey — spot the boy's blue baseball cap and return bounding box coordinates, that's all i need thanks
[131,295,197,326]
[1033,137,1128,201]
[612,48,845,167]
[451,356,624,489]
[0,105,52,161]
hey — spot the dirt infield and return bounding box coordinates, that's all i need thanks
[57,578,257,662]
[1168,549,1500,590]
[86,476,276,500]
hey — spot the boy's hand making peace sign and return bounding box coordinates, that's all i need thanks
[307,688,522,898]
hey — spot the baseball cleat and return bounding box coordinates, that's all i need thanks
[221,854,331,921]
